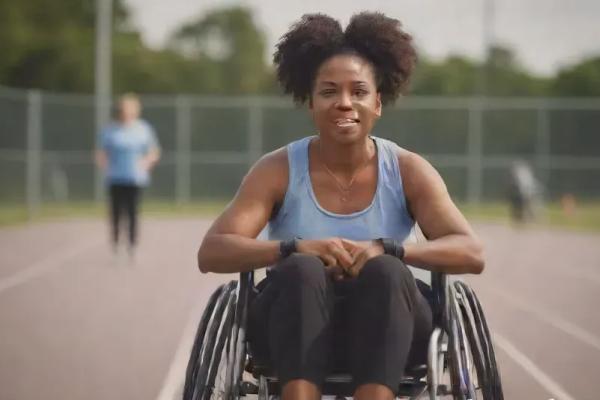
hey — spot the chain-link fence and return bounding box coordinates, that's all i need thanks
[1,86,599,216]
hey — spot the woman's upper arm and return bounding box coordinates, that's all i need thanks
[206,148,288,238]
[399,150,476,240]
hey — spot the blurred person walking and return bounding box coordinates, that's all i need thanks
[95,93,161,260]
[507,161,542,223]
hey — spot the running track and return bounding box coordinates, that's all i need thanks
[0,218,598,399]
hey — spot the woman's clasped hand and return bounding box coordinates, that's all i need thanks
[295,238,385,279]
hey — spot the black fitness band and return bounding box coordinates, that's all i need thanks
[279,238,298,259]
[379,238,405,260]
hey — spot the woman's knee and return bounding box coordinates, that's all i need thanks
[359,254,413,286]
[275,253,327,287]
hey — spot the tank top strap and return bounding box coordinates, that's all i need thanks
[286,135,312,189]
[372,136,410,216]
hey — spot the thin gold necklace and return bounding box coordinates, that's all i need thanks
[318,141,374,203]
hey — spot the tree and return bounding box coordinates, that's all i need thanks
[411,55,479,95]
[411,46,549,96]
[168,6,271,94]
[0,0,130,92]
[483,45,548,96]
[552,57,600,96]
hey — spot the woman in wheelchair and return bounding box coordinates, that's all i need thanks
[197,12,485,400]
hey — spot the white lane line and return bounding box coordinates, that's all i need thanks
[487,287,600,352]
[156,297,207,400]
[0,238,102,295]
[494,332,576,400]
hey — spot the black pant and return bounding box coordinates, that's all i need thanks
[247,254,433,393]
[108,184,141,247]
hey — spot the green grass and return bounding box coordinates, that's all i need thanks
[459,202,600,232]
[0,200,229,227]
[1,200,600,232]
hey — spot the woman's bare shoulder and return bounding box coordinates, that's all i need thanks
[245,146,289,200]
[394,146,444,197]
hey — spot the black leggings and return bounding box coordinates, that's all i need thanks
[108,184,141,247]
[247,253,433,393]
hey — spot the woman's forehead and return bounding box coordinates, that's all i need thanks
[315,54,376,85]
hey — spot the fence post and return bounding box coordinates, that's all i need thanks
[175,95,191,204]
[26,90,42,220]
[93,99,111,204]
[247,97,263,166]
[536,103,550,189]
[467,98,483,204]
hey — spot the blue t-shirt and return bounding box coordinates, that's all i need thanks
[99,119,159,186]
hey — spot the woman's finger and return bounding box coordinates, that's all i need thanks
[349,251,368,277]
[334,246,355,270]
[321,254,337,267]
[340,238,358,252]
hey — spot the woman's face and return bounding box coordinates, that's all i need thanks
[310,54,382,144]
[118,98,141,123]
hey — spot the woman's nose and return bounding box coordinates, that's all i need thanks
[336,92,353,109]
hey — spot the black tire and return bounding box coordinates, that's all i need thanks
[203,284,237,400]
[457,282,504,400]
[446,281,477,400]
[453,288,478,399]
[184,284,225,400]
[447,307,465,399]
[227,272,252,399]
[454,282,490,399]
[186,281,237,400]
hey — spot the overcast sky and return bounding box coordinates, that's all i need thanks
[125,0,600,77]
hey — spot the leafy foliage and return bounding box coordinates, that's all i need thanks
[0,2,598,97]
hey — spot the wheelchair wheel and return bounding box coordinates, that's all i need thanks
[455,281,504,400]
[451,286,478,399]
[203,283,237,400]
[227,272,252,399]
[428,282,468,400]
[427,327,449,398]
[258,375,269,400]
[184,281,237,400]
[444,281,504,400]
[446,294,474,400]
[184,283,225,400]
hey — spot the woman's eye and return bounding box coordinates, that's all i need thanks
[354,89,368,96]
[320,90,336,96]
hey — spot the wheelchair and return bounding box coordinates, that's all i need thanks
[183,267,504,399]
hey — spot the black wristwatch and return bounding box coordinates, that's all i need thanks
[279,238,298,259]
[379,238,405,260]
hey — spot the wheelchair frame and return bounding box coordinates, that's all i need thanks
[183,270,503,400]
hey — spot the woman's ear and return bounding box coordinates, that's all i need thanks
[375,93,382,117]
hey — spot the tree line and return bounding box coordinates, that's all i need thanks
[1,1,599,96]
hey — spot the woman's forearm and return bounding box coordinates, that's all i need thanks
[403,234,484,274]
[197,234,280,273]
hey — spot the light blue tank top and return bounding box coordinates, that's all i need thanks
[268,136,414,242]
